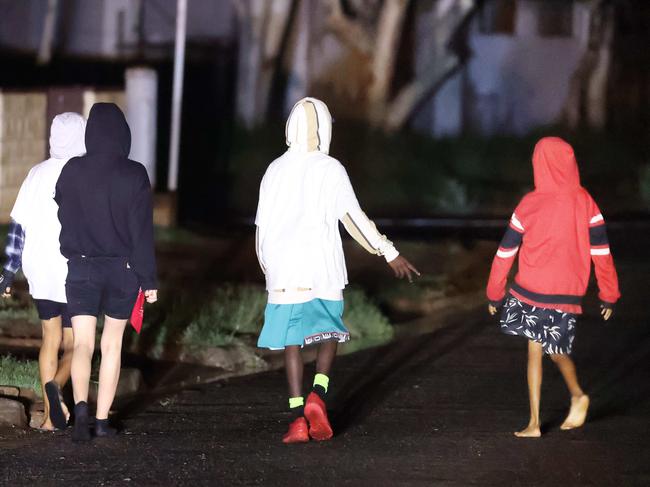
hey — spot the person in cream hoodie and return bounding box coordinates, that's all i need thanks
[1,112,86,431]
[255,97,419,443]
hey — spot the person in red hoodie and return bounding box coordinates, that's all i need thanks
[487,137,620,438]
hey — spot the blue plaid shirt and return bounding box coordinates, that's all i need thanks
[3,220,25,274]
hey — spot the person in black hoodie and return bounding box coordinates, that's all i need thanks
[55,103,158,442]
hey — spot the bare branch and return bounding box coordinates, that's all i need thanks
[384,55,459,132]
[383,0,476,131]
[323,0,373,54]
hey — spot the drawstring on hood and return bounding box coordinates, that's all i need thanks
[285,97,332,154]
[49,112,86,159]
[532,137,581,192]
[85,103,131,157]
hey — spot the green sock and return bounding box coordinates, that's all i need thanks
[289,396,304,409]
[313,373,329,398]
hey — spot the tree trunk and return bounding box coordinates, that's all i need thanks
[564,0,614,130]
[284,0,312,114]
[234,0,264,128]
[383,0,475,132]
[233,0,294,128]
[37,0,59,65]
[256,0,294,122]
[367,0,409,126]
[586,4,614,130]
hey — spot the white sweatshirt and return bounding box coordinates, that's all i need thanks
[255,98,398,304]
[10,112,86,302]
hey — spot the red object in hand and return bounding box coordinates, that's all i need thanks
[130,289,145,333]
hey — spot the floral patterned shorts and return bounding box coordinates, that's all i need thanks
[499,295,577,355]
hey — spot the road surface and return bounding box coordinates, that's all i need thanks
[1,233,648,486]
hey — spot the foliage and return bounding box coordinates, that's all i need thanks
[0,355,41,395]
[227,123,647,217]
[154,226,202,245]
[639,165,650,209]
[0,298,39,326]
[182,284,267,348]
[342,287,393,341]
[376,274,447,305]
[137,282,393,353]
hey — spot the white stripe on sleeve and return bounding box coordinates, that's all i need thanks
[590,214,604,224]
[510,213,524,232]
[497,247,519,258]
[590,247,610,256]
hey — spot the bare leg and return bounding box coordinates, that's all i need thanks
[71,315,97,404]
[315,340,338,376]
[54,328,73,422]
[515,340,543,438]
[54,328,73,388]
[550,353,590,430]
[285,346,303,398]
[39,317,63,430]
[95,316,128,420]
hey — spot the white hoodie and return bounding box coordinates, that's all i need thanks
[10,112,86,302]
[255,98,398,304]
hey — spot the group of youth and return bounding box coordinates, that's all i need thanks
[1,97,619,444]
[1,104,157,442]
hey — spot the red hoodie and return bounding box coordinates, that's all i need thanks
[486,137,620,314]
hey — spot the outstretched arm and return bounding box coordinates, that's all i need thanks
[487,212,524,313]
[335,167,419,281]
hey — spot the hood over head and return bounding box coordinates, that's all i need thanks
[285,97,332,154]
[49,112,86,159]
[85,103,131,156]
[532,137,581,192]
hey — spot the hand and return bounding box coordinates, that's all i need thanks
[600,304,613,321]
[144,289,158,304]
[488,304,497,316]
[388,256,420,283]
[0,271,13,298]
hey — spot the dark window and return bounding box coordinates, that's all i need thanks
[538,1,574,37]
[478,0,517,35]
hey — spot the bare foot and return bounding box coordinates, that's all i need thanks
[61,400,70,423]
[514,423,541,438]
[561,394,590,430]
[39,419,56,431]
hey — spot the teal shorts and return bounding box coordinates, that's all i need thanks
[257,299,350,350]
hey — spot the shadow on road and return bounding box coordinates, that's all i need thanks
[331,313,481,435]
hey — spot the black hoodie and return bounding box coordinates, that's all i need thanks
[55,103,157,290]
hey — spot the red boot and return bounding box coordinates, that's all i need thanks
[282,417,309,444]
[304,392,333,441]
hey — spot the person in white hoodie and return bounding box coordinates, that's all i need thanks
[0,112,86,431]
[255,97,419,444]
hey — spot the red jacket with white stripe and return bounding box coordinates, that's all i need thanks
[486,137,620,314]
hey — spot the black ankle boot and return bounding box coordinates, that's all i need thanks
[71,402,92,442]
[94,418,117,437]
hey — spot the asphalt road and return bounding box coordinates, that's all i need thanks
[1,234,648,486]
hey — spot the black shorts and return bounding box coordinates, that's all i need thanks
[65,256,140,320]
[33,299,72,328]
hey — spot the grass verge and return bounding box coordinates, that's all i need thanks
[0,355,41,395]
[135,283,393,356]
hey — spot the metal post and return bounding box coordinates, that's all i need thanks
[126,67,158,187]
[167,0,188,191]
